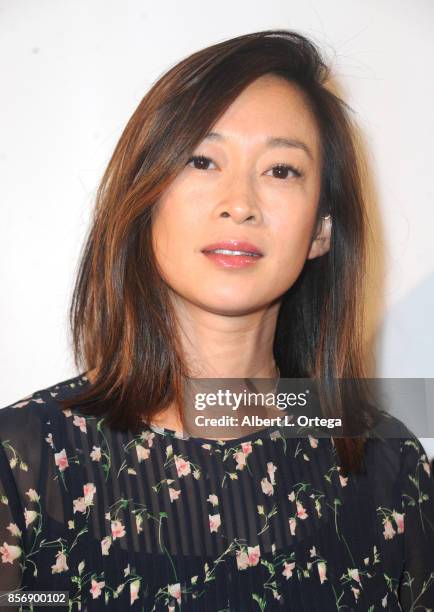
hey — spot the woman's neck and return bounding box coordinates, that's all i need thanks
[171,294,281,379]
[149,297,281,436]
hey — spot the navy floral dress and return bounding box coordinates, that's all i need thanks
[0,373,433,611]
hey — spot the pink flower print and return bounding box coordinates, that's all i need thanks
[168,583,181,604]
[383,519,396,540]
[236,544,262,570]
[101,536,112,556]
[51,550,69,574]
[174,456,191,477]
[317,561,327,584]
[141,430,155,447]
[90,579,105,599]
[261,478,274,496]
[339,475,348,487]
[209,513,221,533]
[24,509,38,528]
[54,449,69,472]
[130,579,141,604]
[241,442,252,455]
[6,523,21,538]
[207,494,219,507]
[289,517,297,536]
[83,483,96,505]
[308,435,318,448]
[296,501,308,520]
[90,446,101,461]
[234,451,247,470]
[111,520,126,540]
[63,408,72,417]
[168,488,181,502]
[136,445,150,462]
[351,586,360,601]
[247,545,260,566]
[25,489,40,502]
[266,462,277,484]
[348,568,361,584]
[73,497,87,514]
[73,415,87,433]
[423,461,431,477]
[282,561,295,579]
[287,491,295,502]
[0,542,22,564]
[12,400,31,408]
[392,511,405,534]
[236,550,250,570]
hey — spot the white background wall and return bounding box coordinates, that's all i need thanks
[1,0,433,456]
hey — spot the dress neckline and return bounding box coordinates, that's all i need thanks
[76,371,284,446]
[147,421,283,446]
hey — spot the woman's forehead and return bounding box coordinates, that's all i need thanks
[206,76,321,158]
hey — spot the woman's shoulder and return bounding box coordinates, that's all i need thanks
[362,412,432,483]
[0,373,90,487]
[0,372,89,441]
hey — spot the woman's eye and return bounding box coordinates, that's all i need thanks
[265,164,302,180]
[186,155,216,170]
[185,157,301,179]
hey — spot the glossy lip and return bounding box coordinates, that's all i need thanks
[201,240,263,256]
[201,240,264,269]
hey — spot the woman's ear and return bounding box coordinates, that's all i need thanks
[307,215,332,260]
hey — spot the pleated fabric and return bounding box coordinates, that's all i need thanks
[1,374,433,611]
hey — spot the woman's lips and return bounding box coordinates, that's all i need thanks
[201,241,263,269]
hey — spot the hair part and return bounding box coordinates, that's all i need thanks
[62,29,377,473]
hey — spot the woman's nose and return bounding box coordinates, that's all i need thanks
[215,175,262,224]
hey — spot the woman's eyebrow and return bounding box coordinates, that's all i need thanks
[204,131,313,160]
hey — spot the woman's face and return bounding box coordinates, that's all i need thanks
[152,74,326,316]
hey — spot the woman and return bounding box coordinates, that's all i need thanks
[1,29,433,611]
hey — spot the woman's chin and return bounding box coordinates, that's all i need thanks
[193,295,270,316]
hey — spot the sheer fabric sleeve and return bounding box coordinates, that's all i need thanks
[398,437,434,610]
[0,432,25,594]
[0,393,46,596]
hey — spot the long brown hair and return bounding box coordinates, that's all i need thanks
[62,29,375,473]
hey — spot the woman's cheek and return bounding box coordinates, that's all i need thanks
[273,234,312,281]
